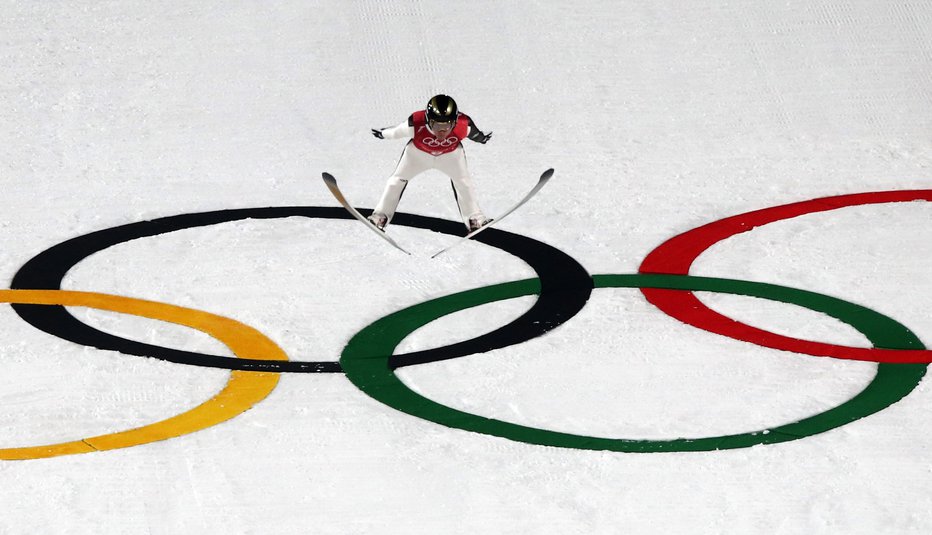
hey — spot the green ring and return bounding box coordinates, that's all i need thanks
[340,274,926,452]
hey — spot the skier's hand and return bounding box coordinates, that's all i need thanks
[371,128,384,139]
[475,131,492,144]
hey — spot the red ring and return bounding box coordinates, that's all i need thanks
[638,190,932,364]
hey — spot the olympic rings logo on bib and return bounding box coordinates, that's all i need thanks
[421,135,459,148]
[4,189,930,458]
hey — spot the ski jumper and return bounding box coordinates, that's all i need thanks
[373,111,486,225]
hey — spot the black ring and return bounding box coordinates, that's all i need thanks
[11,207,593,373]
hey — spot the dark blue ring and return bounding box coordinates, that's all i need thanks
[11,207,593,373]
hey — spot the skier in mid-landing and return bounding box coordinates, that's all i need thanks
[369,94,493,232]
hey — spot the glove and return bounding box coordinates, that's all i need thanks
[475,131,492,144]
[371,128,384,139]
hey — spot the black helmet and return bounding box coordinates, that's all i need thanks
[426,94,458,124]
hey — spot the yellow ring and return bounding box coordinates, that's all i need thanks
[0,289,284,460]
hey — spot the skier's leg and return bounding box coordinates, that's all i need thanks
[438,147,487,230]
[372,143,429,227]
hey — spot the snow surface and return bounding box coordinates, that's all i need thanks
[1,1,931,533]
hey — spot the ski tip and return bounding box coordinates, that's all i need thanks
[322,172,335,182]
[542,168,555,180]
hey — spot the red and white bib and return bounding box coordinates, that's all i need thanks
[411,110,470,156]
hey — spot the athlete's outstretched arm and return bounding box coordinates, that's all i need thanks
[467,117,492,144]
[372,115,416,140]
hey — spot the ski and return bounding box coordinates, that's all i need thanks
[321,172,411,255]
[431,168,555,258]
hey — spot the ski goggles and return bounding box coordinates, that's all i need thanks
[427,117,455,131]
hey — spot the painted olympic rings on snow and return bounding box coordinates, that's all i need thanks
[11,207,593,373]
[0,289,282,460]
[639,190,932,363]
[341,274,926,452]
[6,190,929,455]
